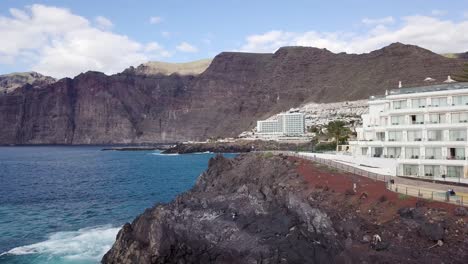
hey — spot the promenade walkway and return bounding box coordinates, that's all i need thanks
[277,151,468,207]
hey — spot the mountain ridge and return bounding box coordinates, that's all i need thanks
[0,43,466,144]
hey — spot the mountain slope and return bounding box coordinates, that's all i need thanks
[0,43,466,144]
[0,72,55,94]
[125,59,212,76]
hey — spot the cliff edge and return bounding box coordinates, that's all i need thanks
[102,154,468,263]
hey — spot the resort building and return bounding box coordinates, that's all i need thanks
[257,112,305,136]
[350,82,468,181]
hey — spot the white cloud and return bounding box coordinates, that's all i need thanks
[176,42,198,53]
[149,16,162,24]
[431,9,447,16]
[95,16,113,30]
[362,16,394,25]
[0,4,171,78]
[240,15,468,54]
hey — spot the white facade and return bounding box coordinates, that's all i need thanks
[257,112,305,136]
[350,82,468,180]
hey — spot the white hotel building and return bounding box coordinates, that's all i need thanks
[350,82,468,181]
[257,112,305,136]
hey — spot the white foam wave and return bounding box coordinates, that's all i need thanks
[151,152,180,156]
[2,225,120,261]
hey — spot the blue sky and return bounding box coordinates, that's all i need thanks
[0,0,467,78]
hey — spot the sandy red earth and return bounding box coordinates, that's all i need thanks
[291,157,468,263]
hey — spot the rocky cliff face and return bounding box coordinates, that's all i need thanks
[102,154,468,263]
[102,154,344,263]
[0,43,466,144]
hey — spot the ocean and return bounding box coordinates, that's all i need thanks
[0,146,234,264]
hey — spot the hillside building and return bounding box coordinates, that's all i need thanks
[349,82,468,181]
[257,112,305,137]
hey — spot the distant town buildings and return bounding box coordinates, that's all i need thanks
[257,112,306,137]
[350,81,468,181]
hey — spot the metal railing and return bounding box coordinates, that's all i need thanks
[276,151,467,207]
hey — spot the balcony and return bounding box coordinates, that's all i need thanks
[407,155,420,159]
[447,156,466,160]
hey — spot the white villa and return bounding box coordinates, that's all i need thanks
[350,81,468,181]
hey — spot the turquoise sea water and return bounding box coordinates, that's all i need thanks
[0,146,233,264]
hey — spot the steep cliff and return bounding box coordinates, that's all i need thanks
[0,43,466,144]
[102,154,468,263]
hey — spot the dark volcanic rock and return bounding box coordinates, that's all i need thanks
[1,43,467,144]
[162,140,314,154]
[102,154,343,263]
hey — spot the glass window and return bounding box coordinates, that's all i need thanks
[371,147,383,157]
[452,95,468,106]
[431,97,447,107]
[448,148,465,160]
[424,165,440,177]
[405,147,420,159]
[447,166,463,178]
[361,147,368,155]
[425,147,442,159]
[451,112,468,123]
[403,164,419,176]
[412,98,426,108]
[410,114,424,124]
[393,100,407,109]
[449,130,467,141]
[407,130,422,141]
[376,132,385,141]
[391,115,405,125]
[427,130,443,141]
[429,113,446,124]
[388,131,403,141]
[386,147,401,158]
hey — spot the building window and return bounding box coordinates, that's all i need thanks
[449,130,467,141]
[425,147,442,159]
[447,166,463,178]
[428,113,446,124]
[405,147,420,159]
[448,147,465,160]
[410,114,424,124]
[386,147,401,158]
[407,130,422,141]
[393,100,407,110]
[412,98,426,108]
[452,95,468,106]
[427,130,443,141]
[388,131,403,141]
[361,147,368,155]
[431,97,447,107]
[403,164,419,176]
[371,147,383,158]
[451,112,468,123]
[424,165,440,177]
[391,115,405,125]
[376,132,385,141]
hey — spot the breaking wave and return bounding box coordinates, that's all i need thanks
[1,225,120,263]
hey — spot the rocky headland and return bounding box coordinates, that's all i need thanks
[161,140,314,154]
[103,154,468,263]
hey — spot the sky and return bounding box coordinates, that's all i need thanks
[0,0,468,78]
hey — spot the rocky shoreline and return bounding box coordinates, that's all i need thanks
[161,140,314,154]
[103,153,468,263]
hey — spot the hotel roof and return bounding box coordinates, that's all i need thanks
[370,82,468,100]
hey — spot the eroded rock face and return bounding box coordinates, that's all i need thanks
[1,43,466,144]
[102,154,343,263]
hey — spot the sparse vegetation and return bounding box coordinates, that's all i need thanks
[325,121,352,146]
[398,194,409,200]
[262,152,274,158]
[453,63,468,82]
